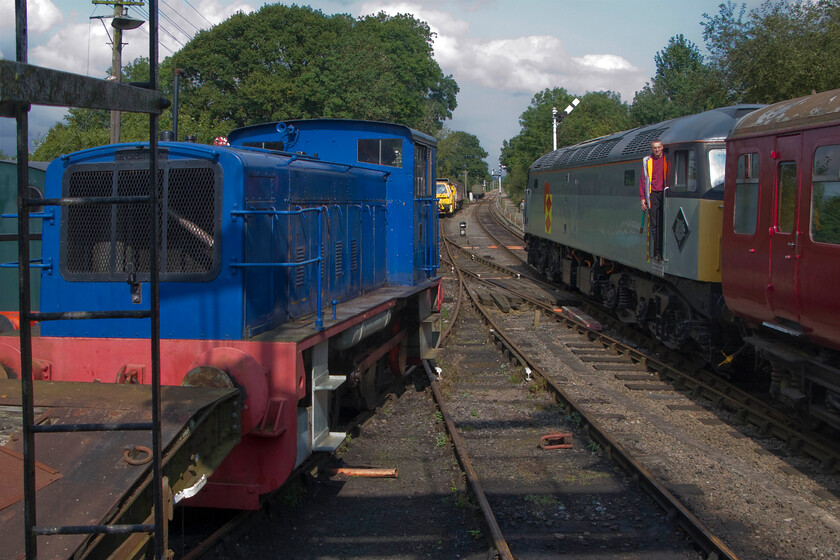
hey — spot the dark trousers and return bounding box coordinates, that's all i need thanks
[649,190,663,259]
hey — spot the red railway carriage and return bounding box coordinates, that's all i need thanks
[722,88,840,425]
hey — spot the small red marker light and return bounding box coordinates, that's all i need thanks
[771,150,779,159]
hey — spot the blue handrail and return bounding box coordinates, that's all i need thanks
[230,206,326,329]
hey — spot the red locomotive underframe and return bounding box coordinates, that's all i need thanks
[0,284,438,510]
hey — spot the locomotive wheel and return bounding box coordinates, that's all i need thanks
[359,363,379,411]
[388,339,408,376]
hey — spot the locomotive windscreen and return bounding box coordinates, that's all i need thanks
[60,159,222,282]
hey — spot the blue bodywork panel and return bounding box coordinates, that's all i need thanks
[229,119,438,285]
[39,120,438,341]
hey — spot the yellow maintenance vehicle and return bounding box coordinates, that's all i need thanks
[435,178,464,216]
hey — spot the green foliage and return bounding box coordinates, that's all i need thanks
[702,0,840,103]
[173,5,457,137]
[32,5,458,159]
[630,34,727,126]
[436,129,489,187]
[500,88,631,200]
[500,0,840,200]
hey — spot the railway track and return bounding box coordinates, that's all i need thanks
[431,197,840,560]
[470,196,840,474]
[431,219,723,559]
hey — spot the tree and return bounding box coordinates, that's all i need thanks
[436,130,489,187]
[500,89,631,200]
[703,0,840,103]
[32,57,210,160]
[630,34,726,126]
[172,5,457,138]
[33,5,458,158]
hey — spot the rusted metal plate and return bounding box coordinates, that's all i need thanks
[0,446,61,510]
[0,379,239,560]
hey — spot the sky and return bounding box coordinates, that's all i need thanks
[0,0,763,170]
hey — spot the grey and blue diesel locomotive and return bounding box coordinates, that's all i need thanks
[524,105,761,358]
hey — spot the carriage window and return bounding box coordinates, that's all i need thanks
[624,169,635,187]
[672,149,697,191]
[777,162,797,233]
[734,153,759,235]
[357,138,402,167]
[811,144,840,245]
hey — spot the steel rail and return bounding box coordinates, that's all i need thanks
[451,206,840,473]
[446,250,740,560]
[422,361,514,560]
[434,226,514,559]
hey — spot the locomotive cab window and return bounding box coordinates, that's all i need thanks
[358,138,402,167]
[709,149,726,192]
[734,152,760,235]
[672,149,697,192]
[414,144,431,197]
[811,144,840,246]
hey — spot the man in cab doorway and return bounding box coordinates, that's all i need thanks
[640,140,667,260]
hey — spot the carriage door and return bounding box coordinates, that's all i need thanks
[768,134,802,322]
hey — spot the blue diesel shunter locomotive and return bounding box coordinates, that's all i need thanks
[3,120,441,510]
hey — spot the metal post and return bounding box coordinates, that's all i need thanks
[316,208,323,330]
[172,68,183,140]
[15,1,37,555]
[553,99,580,154]
[147,4,165,558]
[109,3,123,144]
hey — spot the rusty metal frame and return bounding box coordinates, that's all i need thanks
[3,1,168,558]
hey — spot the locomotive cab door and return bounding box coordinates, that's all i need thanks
[768,134,802,324]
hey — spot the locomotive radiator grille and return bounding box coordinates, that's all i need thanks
[61,159,221,282]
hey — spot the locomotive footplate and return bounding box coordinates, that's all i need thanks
[0,379,241,560]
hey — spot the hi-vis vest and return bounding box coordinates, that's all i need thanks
[642,155,668,205]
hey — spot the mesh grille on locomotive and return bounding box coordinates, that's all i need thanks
[60,158,221,282]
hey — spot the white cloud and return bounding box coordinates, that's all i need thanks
[357,1,646,102]
[0,0,63,35]
[193,0,255,26]
[24,0,256,78]
[30,22,112,76]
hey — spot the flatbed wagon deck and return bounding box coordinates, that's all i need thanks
[0,379,240,560]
